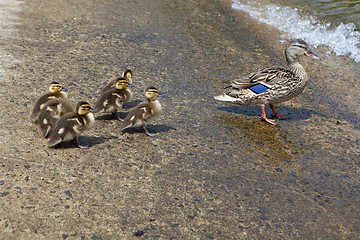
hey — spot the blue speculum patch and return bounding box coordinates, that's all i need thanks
[249,84,269,94]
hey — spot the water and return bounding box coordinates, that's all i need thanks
[0,0,21,145]
[232,0,360,62]
[0,0,21,78]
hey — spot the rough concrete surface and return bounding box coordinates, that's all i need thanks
[1,0,359,239]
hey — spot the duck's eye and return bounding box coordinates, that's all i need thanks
[294,44,307,50]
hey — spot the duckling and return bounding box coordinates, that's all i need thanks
[94,77,133,120]
[47,101,96,148]
[30,82,68,123]
[119,87,162,137]
[37,98,74,138]
[100,69,133,95]
[214,39,320,125]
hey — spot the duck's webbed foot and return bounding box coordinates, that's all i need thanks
[269,104,288,119]
[261,104,277,125]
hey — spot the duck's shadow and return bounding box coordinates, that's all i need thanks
[217,105,319,121]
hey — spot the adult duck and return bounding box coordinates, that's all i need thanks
[214,39,320,125]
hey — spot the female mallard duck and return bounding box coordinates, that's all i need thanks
[37,98,74,138]
[100,69,133,95]
[94,77,133,120]
[214,39,320,125]
[30,82,68,123]
[47,101,96,148]
[119,87,162,137]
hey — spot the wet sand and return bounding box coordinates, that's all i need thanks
[1,0,359,239]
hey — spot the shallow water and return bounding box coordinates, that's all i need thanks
[279,0,360,27]
[232,0,360,63]
[0,0,21,77]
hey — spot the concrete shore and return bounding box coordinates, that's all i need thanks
[1,0,359,239]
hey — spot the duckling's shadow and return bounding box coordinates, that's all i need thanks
[217,105,318,121]
[122,124,176,135]
[95,100,142,121]
[51,135,115,149]
[95,113,126,121]
[148,124,176,133]
[123,100,142,109]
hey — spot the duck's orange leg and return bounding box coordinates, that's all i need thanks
[269,104,288,119]
[260,104,276,125]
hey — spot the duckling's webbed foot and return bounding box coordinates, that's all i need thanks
[143,126,157,137]
[269,104,289,119]
[112,112,124,121]
[260,104,276,125]
[74,138,90,149]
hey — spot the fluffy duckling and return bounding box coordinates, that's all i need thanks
[214,39,320,125]
[119,87,162,137]
[100,69,133,95]
[47,101,96,149]
[37,99,74,138]
[30,82,68,123]
[94,77,133,120]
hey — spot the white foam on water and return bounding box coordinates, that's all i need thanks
[232,0,360,63]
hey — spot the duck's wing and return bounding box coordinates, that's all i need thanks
[230,66,292,89]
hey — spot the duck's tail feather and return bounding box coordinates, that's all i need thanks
[214,94,238,102]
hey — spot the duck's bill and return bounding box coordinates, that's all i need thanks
[90,109,98,113]
[305,51,321,60]
[61,87,68,91]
